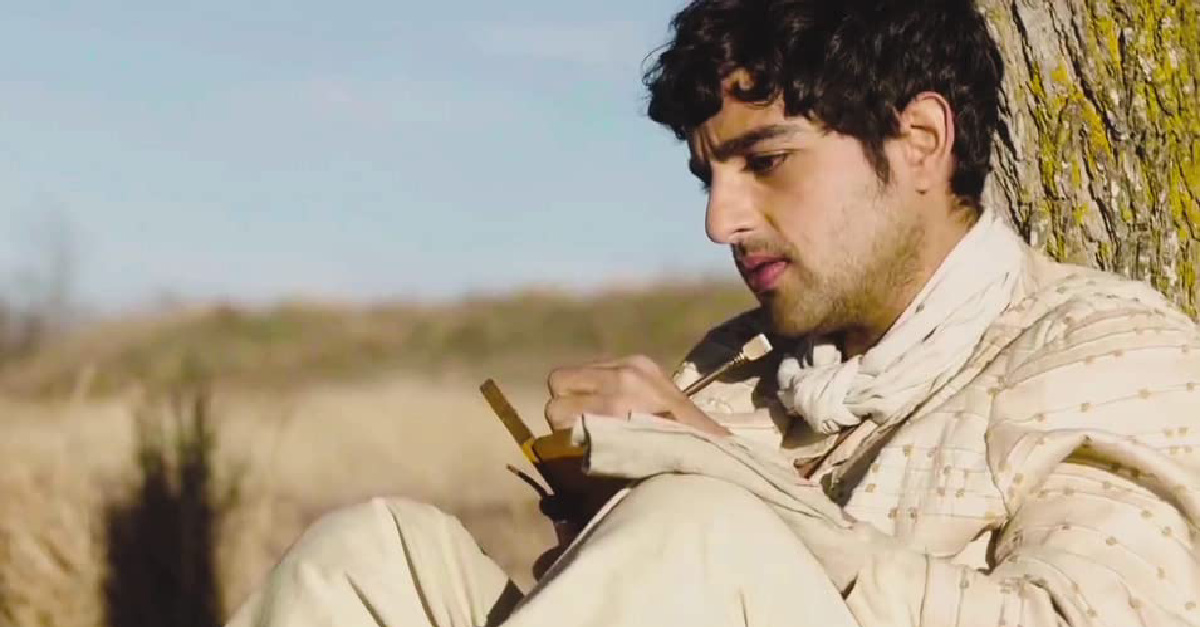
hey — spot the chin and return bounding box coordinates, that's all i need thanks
[771,318,814,339]
[762,300,813,338]
[762,287,836,339]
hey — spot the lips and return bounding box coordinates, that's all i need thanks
[739,254,790,293]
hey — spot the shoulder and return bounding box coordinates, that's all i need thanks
[1009,260,1195,376]
[962,251,1191,391]
[988,259,1199,430]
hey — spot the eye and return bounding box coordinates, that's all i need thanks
[744,152,789,176]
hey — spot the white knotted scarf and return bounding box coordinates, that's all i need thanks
[777,207,1025,435]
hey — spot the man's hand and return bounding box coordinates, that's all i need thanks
[544,355,731,436]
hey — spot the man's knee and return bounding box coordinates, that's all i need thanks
[280,496,463,574]
[233,498,515,627]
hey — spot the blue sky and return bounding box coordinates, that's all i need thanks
[0,1,733,310]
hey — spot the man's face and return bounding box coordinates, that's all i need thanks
[688,90,924,339]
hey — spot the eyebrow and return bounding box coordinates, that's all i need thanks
[707,124,802,162]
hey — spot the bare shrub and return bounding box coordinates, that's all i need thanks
[103,384,237,627]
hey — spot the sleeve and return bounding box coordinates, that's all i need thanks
[845,302,1200,627]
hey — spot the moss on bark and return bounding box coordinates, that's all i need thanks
[980,0,1199,315]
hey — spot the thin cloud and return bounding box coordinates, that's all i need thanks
[467,20,649,73]
[212,76,528,129]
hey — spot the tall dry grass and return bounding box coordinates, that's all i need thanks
[0,461,106,627]
[0,376,560,625]
[0,279,754,625]
[0,398,127,627]
[0,388,233,627]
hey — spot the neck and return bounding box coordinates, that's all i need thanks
[838,206,978,359]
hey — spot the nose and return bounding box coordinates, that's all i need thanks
[704,175,757,245]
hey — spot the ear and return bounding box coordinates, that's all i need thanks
[896,92,955,195]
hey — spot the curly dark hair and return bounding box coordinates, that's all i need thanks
[644,0,1004,205]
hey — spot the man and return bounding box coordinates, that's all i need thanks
[229,0,1200,625]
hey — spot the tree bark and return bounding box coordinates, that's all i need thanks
[979,0,1200,315]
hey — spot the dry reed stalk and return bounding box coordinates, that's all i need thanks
[0,463,106,627]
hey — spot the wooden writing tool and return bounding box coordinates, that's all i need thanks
[479,380,585,468]
[480,379,538,464]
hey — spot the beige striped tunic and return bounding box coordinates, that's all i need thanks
[674,245,1200,626]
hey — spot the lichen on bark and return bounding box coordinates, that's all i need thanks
[979,0,1200,316]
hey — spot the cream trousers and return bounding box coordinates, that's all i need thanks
[227,475,860,627]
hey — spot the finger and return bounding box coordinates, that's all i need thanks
[546,364,620,397]
[544,394,628,431]
[618,354,663,377]
[546,355,661,397]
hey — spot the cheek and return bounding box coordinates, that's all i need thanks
[765,174,842,252]
[761,167,813,238]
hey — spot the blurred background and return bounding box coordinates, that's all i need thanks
[0,3,754,626]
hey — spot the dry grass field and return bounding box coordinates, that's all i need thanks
[0,280,752,626]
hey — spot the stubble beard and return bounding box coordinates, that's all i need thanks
[761,215,925,343]
[760,260,841,338]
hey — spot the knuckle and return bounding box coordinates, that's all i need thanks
[543,398,572,429]
[628,354,660,374]
[615,365,643,389]
[546,367,569,393]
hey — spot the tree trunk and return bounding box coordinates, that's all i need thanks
[979,0,1200,316]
